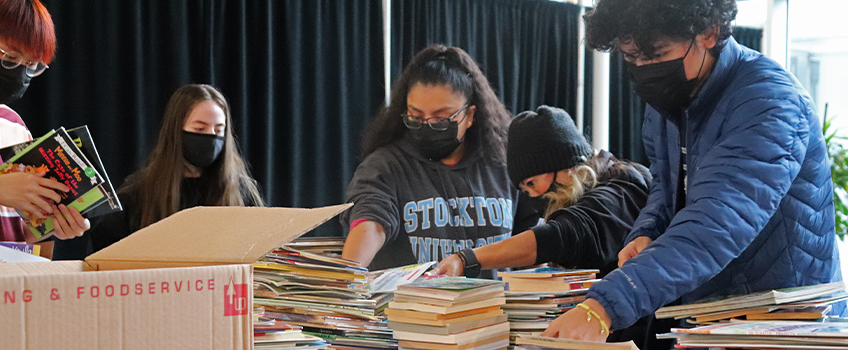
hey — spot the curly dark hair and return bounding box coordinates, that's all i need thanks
[362,45,511,164]
[585,0,738,58]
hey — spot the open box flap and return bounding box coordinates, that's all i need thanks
[85,204,352,271]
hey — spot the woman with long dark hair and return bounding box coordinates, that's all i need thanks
[340,45,538,276]
[80,84,264,254]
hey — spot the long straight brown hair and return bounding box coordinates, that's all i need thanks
[122,84,264,228]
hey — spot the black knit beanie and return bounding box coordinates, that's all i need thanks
[507,105,593,187]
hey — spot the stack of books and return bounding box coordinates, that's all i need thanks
[253,313,329,349]
[662,320,848,349]
[252,243,389,349]
[254,240,434,350]
[497,268,599,347]
[513,334,638,350]
[386,277,510,350]
[654,282,847,325]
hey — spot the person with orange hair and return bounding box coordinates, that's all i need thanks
[0,0,89,243]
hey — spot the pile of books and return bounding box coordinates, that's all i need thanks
[253,240,433,350]
[655,282,848,349]
[498,268,599,347]
[253,313,329,349]
[654,282,847,325]
[514,334,638,350]
[0,126,120,240]
[386,277,510,350]
[252,243,389,349]
[663,320,848,349]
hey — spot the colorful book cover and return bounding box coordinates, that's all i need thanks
[366,261,436,293]
[0,127,106,240]
[0,126,122,220]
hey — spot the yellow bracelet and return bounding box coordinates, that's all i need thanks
[577,303,610,336]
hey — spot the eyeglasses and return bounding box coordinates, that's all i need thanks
[402,104,470,131]
[0,47,48,77]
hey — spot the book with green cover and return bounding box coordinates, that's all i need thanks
[0,125,121,220]
[0,127,106,240]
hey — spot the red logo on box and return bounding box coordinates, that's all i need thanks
[224,279,248,316]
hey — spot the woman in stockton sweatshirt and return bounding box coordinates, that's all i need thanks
[340,45,538,276]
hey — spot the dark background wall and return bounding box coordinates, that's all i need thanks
[10,0,385,236]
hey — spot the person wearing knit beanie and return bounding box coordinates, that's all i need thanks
[507,105,594,189]
[430,104,652,310]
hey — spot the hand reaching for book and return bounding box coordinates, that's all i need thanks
[541,298,611,342]
[51,204,90,240]
[429,254,464,277]
[0,171,68,220]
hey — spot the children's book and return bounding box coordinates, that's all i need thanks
[655,282,847,319]
[64,126,122,218]
[0,127,108,240]
[0,126,122,220]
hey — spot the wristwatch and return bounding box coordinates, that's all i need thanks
[458,248,481,278]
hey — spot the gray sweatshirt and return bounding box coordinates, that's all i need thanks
[341,137,539,271]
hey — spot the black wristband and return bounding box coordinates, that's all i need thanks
[459,248,481,278]
[456,251,468,267]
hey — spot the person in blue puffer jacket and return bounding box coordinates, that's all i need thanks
[542,0,845,343]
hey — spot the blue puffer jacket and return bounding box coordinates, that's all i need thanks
[586,37,845,330]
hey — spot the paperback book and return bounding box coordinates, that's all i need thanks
[655,282,846,319]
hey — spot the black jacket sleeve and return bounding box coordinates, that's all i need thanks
[52,235,93,260]
[533,177,649,277]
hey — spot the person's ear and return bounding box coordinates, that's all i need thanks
[465,105,476,127]
[699,25,720,50]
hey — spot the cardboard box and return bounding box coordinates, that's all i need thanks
[0,204,352,350]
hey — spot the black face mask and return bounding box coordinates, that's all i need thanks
[182,131,225,168]
[526,175,564,216]
[627,42,703,113]
[407,122,463,160]
[0,66,31,104]
[527,196,551,217]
